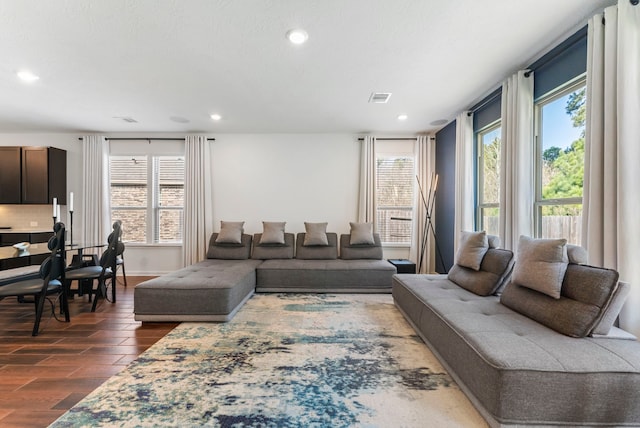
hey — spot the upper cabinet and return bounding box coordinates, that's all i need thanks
[0,147,22,204]
[0,146,67,205]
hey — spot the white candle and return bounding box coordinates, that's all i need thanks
[57,205,61,220]
[69,192,74,212]
[52,197,57,217]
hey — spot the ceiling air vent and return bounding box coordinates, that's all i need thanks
[369,92,392,103]
[113,116,138,123]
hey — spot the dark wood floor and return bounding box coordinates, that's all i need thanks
[0,276,178,428]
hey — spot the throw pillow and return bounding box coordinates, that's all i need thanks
[303,222,329,246]
[214,221,244,244]
[260,221,286,245]
[455,231,489,271]
[511,235,568,299]
[349,222,375,245]
[591,281,630,335]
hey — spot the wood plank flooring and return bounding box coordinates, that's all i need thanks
[0,276,178,428]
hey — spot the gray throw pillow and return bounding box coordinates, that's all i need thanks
[260,221,286,245]
[455,231,489,271]
[349,222,375,245]
[511,235,568,299]
[214,221,244,244]
[591,281,630,335]
[303,222,329,246]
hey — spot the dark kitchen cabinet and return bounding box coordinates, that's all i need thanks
[0,147,22,204]
[20,147,67,204]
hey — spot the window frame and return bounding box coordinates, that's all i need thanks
[374,140,416,247]
[475,120,501,235]
[109,154,185,246]
[533,75,586,243]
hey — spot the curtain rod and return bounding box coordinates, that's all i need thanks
[467,87,502,116]
[78,137,215,141]
[357,137,434,141]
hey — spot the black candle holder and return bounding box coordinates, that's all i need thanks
[69,211,74,246]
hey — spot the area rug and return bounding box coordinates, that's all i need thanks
[51,294,487,427]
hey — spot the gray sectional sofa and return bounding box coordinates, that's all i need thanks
[393,236,640,427]
[134,231,396,322]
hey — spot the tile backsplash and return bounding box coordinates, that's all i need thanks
[0,205,68,231]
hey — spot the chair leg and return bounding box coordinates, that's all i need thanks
[112,275,116,303]
[121,262,127,287]
[91,279,104,312]
[60,289,70,322]
[32,293,47,336]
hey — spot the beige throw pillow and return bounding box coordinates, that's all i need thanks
[303,222,329,246]
[455,231,489,271]
[215,221,244,244]
[349,222,375,245]
[512,235,568,299]
[260,221,286,245]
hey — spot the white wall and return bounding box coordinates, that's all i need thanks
[0,132,409,275]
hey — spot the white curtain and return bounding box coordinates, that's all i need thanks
[454,112,474,255]
[183,135,214,266]
[583,2,640,336]
[81,135,111,245]
[357,136,376,225]
[410,135,436,273]
[499,70,534,252]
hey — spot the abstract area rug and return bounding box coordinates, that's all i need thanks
[51,294,487,427]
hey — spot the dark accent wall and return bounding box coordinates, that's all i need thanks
[434,120,456,273]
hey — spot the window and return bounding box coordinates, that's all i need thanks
[110,155,184,244]
[376,154,415,245]
[534,78,585,245]
[476,122,501,236]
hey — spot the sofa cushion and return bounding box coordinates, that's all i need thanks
[296,233,338,259]
[455,231,489,271]
[349,222,375,245]
[339,233,383,260]
[215,221,244,244]
[512,235,568,299]
[501,263,620,338]
[303,222,329,246]
[260,221,286,244]
[567,244,588,264]
[206,233,252,259]
[447,248,515,296]
[252,233,295,259]
[592,281,630,335]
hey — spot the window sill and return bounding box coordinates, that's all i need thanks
[125,242,183,248]
[382,243,411,249]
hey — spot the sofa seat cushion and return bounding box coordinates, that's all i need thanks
[134,259,262,321]
[392,274,640,426]
[256,259,396,292]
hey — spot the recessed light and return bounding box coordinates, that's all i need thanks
[210,114,222,121]
[17,70,39,82]
[397,114,408,121]
[286,29,308,45]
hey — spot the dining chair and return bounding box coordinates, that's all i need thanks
[114,220,127,287]
[0,222,68,336]
[65,221,122,312]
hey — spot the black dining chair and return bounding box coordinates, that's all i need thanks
[113,220,127,287]
[65,221,122,312]
[0,222,68,336]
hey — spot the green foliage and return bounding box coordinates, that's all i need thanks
[541,86,586,208]
[481,136,500,204]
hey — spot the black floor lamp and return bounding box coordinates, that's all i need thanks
[417,173,446,273]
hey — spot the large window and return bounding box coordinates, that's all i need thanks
[476,122,501,236]
[110,155,184,244]
[534,78,585,245]
[376,154,415,245]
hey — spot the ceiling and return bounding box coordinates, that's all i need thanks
[0,0,614,135]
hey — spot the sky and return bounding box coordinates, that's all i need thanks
[541,91,583,150]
